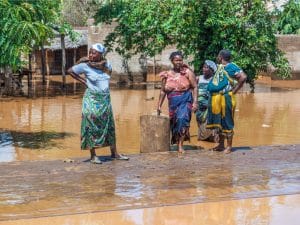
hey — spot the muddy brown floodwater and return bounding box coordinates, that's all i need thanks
[0,75,300,225]
[0,76,300,162]
[1,195,300,225]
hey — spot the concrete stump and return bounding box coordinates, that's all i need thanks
[140,115,170,153]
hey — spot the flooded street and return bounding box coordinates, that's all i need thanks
[0,76,300,225]
[0,76,300,162]
[1,194,300,225]
[0,144,299,224]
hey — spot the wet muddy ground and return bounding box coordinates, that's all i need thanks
[0,75,300,224]
[0,144,299,223]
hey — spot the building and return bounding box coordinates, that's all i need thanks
[31,28,88,75]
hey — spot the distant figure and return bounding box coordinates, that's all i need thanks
[68,43,129,164]
[157,51,198,154]
[195,60,217,141]
[207,49,247,154]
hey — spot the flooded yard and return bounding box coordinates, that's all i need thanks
[0,76,300,162]
[0,76,300,225]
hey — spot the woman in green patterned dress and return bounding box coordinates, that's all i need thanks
[68,43,129,164]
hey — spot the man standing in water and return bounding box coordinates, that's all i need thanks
[207,49,247,153]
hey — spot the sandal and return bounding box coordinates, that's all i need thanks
[90,157,102,164]
[111,154,129,161]
[224,147,232,154]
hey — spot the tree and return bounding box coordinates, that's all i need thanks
[95,0,291,91]
[33,0,60,85]
[274,0,300,34]
[51,23,80,89]
[0,0,56,70]
[0,0,60,95]
[0,0,78,94]
[61,0,103,26]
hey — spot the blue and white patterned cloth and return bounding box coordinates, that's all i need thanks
[92,43,106,53]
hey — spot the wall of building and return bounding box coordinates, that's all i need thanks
[275,35,300,79]
[32,46,87,75]
[88,20,144,83]
[88,19,177,83]
[88,19,300,81]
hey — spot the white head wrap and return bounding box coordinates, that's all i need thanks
[205,60,217,73]
[92,43,106,54]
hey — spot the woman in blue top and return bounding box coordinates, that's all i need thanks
[68,43,129,164]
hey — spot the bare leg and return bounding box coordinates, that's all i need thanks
[212,129,220,143]
[211,134,225,151]
[110,144,118,157]
[197,122,201,140]
[90,148,102,164]
[110,144,129,160]
[90,148,96,159]
[178,136,185,154]
[224,135,233,154]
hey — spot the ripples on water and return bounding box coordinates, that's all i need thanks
[0,77,300,162]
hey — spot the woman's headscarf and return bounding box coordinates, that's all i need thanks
[92,43,106,54]
[204,60,217,73]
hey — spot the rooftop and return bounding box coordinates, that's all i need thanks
[45,29,88,50]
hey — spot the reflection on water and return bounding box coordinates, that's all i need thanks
[0,76,300,162]
[1,76,299,224]
[0,143,299,222]
[0,132,15,162]
[1,194,299,225]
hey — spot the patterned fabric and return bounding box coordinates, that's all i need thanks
[195,75,213,140]
[92,43,106,53]
[81,89,116,150]
[167,90,193,144]
[160,66,191,92]
[206,63,241,136]
[196,75,211,121]
[207,64,234,93]
[206,91,236,135]
[205,60,217,73]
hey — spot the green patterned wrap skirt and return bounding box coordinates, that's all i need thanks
[81,88,116,150]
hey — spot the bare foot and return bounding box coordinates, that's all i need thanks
[210,145,225,152]
[178,148,185,154]
[111,154,129,160]
[224,147,232,154]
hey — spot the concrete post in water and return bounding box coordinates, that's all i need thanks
[140,115,170,153]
